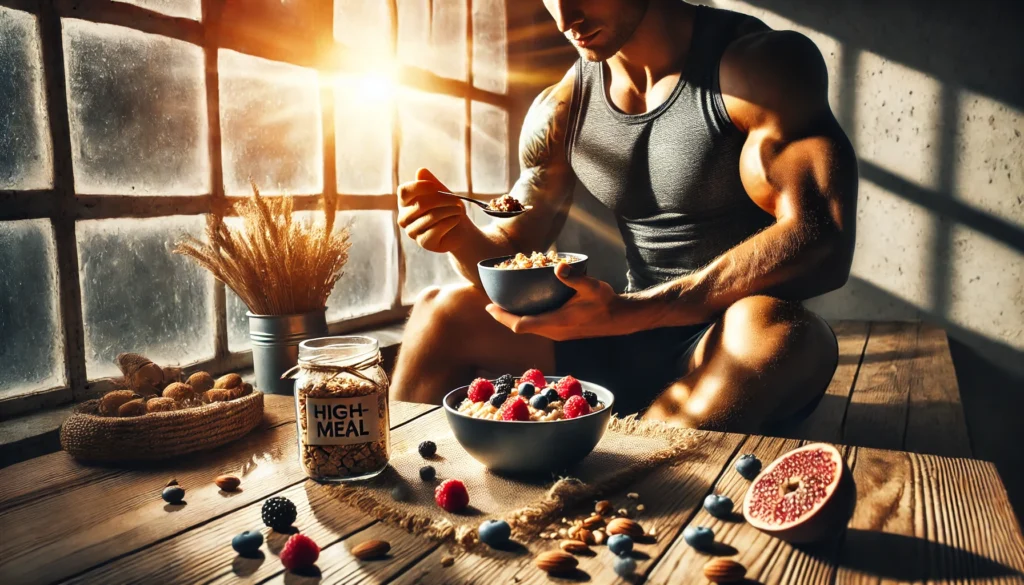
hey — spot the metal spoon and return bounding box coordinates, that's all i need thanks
[438,190,533,218]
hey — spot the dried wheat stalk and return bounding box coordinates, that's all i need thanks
[175,182,351,316]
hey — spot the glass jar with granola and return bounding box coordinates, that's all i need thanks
[288,336,390,482]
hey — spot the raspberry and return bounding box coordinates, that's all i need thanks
[500,396,530,421]
[555,375,583,400]
[280,533,320,570]
[467,378,495,402]
[520,369,546,388]
[563,395,591,419]
[434,479,470,512]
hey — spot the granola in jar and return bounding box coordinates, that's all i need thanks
[288,336,390,482]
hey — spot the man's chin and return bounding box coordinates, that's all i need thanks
[576,45,615,62]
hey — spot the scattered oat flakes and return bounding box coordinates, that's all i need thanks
[627,492,639,500]
[637,504,646,512]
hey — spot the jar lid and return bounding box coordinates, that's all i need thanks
[298,336,379,368]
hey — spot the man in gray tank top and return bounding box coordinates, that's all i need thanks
[391,0,858,432]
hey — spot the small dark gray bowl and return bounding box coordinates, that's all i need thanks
[443,376,614,476]
[477,253,589,316]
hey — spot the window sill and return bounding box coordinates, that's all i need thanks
[0,321,406,469]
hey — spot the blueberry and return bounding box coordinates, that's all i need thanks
[529,394,549,410]
[517,382,536,398]
[682,525,714,549]
[614,556,637,577]
[489,392,509,409]
[419,465,436,481]
[607,534,634,557]
[162,486,185,504]
[542,388,559,403]
[703,494,734,518]
[734,454,762,480]
[418,440,437,458]
[231,530,264,557]
[478,519,512,548]
[582,390,598,407]
[391,483,410,502]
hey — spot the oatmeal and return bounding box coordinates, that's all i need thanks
[487,194,525,213]
[457,371,605,421]
[495,251,577,270]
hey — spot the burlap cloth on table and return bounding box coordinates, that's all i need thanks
[327,416,698,548]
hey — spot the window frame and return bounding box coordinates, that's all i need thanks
[0,0,511,417]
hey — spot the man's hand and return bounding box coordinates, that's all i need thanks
[485,263,637,341]
[397,168,476,253]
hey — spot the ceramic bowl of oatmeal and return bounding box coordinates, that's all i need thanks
[477,252,588,316]
[443,370,614,475]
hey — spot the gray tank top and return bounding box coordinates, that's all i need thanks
[566,5,773,292]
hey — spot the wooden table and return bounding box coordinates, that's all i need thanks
[2,396,1023,584]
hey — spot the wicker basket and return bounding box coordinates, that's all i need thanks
[60,391,265,463]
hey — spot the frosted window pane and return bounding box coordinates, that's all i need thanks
[336,75,393,194]
[399,89,466,191]
[0,8,52,190]
[472,0,507,93]
[78,216,214,378]
[326,211,396,320]
[471,101,509,194]
[219,50,323,195]
[0,220,63,397]
[63,19,209,195]
[401,206,488,303]
[112,0,201,21]
[227,291,251,352]
[222,0,317,33]
[397,0,466,81]
[334,0,391,59]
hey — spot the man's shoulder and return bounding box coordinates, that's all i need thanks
[719,29,830,132]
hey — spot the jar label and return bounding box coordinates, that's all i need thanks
[304,395,381,446]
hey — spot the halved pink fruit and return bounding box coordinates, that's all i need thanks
[742,443,855,543]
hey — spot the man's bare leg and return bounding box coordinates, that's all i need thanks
[644,296,837,433]
[391,284,555,404]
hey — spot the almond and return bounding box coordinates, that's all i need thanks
[535,550,578,575]
[577,528,594,545]
[607,518,644,538]
[567,525,580,539]
[593,529,606,545]
[214,373,242,389]
[215,474,240,491]
[581,514,604,529]
[559,540,590,555]
[352,539,391,560]
[703,558,746,583]
[595,500,612,515]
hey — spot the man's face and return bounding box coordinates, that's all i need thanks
[543,0,650,61]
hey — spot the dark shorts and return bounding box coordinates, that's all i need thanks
[554,323,712,416]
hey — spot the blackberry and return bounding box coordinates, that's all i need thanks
[262,496,297,531]
[494,374,514,394]
[418,440,437,458]
[583,390,598,407]
[489,391,509,409]
[419,465,437,481]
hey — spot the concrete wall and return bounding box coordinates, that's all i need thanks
[510,0,1023,376]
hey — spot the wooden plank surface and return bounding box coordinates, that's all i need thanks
[836,448,1024,584]
[842,322,918,451]
[788,321,870,444]
[0,393,296,512]
[390,429,746,585]
[0,401,436,585]
[903,324,972,457]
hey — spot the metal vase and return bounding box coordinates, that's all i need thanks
[248,310,329,395]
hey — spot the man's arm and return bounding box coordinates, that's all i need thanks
[627,30,858,327]
[397,68,577,285]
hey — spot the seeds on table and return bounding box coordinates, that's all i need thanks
[215,474,241,491]
[703,558,746,583]
[351,539,390,560]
